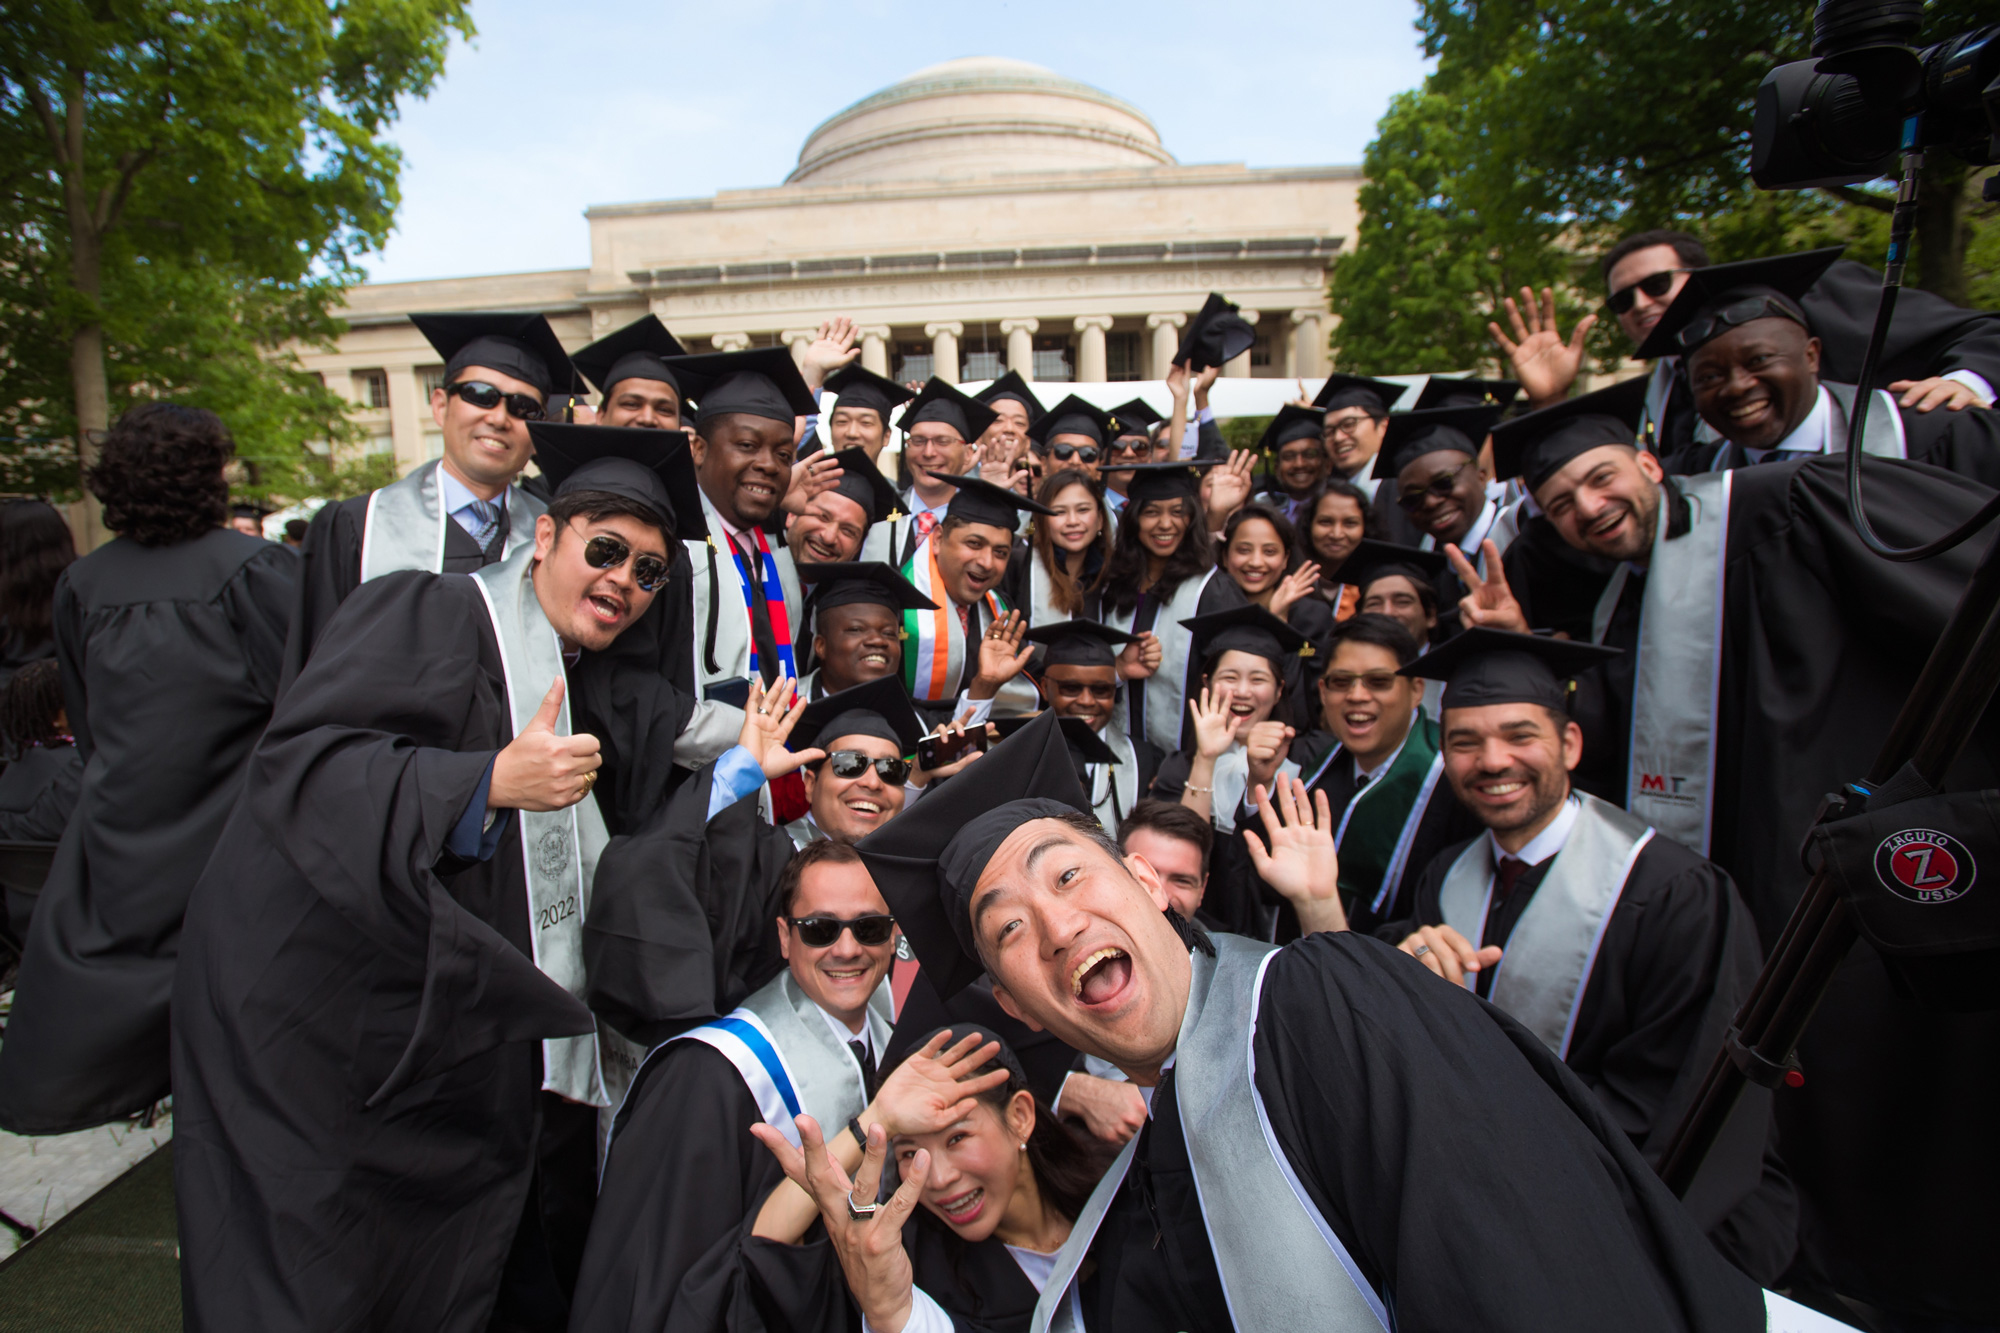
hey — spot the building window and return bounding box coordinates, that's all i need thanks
[354,369,389,409]
[894,342,933,382]
[1106,332,1143,382]
[420,365,449,397]
[367,434,396,457]
[1251,332,1274,369]
[962,349,1002,381]
[1032,335,1072,382]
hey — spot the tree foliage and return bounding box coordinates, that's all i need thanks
[0,0,473,506]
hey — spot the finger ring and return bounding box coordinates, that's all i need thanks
[846,1194,882,1221]
[1413,944,1430,957]
[580,770,597,794]
[756,705,767,714]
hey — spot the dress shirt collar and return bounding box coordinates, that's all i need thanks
[1744,385,1832,464]
[436,462,506,519]
[817,998,872,1045]
[1488,792,1581,868]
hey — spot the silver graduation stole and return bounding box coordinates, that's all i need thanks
[471,545,611,1107]
[359,459,544,582]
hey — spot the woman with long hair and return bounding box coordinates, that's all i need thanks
[1002,468,1110,628]
[1100,463,1245,755]
[1300,480,1377,618]
[0,500,77,688]
[754,1025,1112,1333]
[1217,503,1333,733]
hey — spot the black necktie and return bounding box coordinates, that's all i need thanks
[1494,856,1529,902]
[733,530,781,686]
[848,1039,877,1098]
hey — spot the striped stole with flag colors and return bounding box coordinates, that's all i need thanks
[729,525,795,680]
[902,542,1005,702]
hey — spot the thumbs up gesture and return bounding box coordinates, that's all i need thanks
[489,678,603,812]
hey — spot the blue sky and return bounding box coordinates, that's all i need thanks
[363,0,1434,284]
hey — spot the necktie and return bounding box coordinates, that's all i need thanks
[1494,855,1528,902]
[733,530,782,686]
[463,498,501,550]
[914,510,940,542]
[848,1039,877,1099]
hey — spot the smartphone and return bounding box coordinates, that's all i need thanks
[917,727,989,770]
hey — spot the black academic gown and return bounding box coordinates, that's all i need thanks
[170,570,604,1333]
[1388,830,1796,1281]
[0,529,292,1134]
[1079,932,1764,1332]
[0,742,81,842]
[772,1216,1045,1333]
[1677,395,2000,488]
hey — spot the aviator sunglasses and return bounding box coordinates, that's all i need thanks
[1605,268,1689,316]
[581,532,672,592]
[786,913,897,948]
[815,750,913,784]
[444,379,546,421]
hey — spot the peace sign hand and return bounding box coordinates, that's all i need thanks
[1446,540,1530,633]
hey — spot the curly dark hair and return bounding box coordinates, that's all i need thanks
[0,501,76,645]
[86,403,233,546]
[1,658,68,750]
[1104,494,1213,615]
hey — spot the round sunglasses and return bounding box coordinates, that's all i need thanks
[582,532,671,592]
[786,913,897,948]
[445,379,546,421]
[814,750,912,784]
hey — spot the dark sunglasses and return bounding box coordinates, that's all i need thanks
[1672,295,1805,353]
[1037,442,1100,464]
[1107,437,1150,457]
[445,379,546,421]
[787,913,897,948]
[1396,460,1476,513]
[582,532,671,592]
[816,750,912,784]
[1605,268,1689,315]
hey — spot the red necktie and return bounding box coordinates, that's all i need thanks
[915,511,940,542]
[1494,856,1528,902]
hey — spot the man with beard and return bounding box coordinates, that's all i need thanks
[1251,404,1329,526]
[833,713,1816,1332]
[284,311,583,681]
[795,562,934,701]
[172,429,702,1332]
[571,313,689,430]
[1312,373,1406,500]
[1385,628,1793,1282]
[1022,618,1162,830]
[867,379,999,568]
[1488,233,1999,466]
[787,445,903,567]
[1460,371,2000,1328]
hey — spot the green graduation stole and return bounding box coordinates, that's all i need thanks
[1308,713,1446,917]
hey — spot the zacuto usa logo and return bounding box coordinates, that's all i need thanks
[1873,828,1976,905]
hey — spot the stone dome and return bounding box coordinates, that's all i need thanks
[787,57,1175,187]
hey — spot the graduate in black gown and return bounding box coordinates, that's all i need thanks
[1471,373,2000,1325]
[0,405,294,1135]
[0,659,81,843]
[1378,629,1793,1282]
[854,712,1791,1332]
[283,311,582,685]
[172,430,697,1332]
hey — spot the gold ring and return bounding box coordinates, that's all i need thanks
[580,770,598,794]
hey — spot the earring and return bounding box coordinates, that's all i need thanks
[1018,1141,1027,1153]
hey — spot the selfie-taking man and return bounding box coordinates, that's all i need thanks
[1312,372,1406,499]
[845,712,1801,1333]
[173,430,696,1332]
[866,379,998,568]
[284,311,582,681]
[1387,628,1792,1282]
[571,313,690,430]
[796,562,935,701]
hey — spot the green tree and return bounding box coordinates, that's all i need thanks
[0,0,472,527]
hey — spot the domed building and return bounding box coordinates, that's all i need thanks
[313,58,1360,468]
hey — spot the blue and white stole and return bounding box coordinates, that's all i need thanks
[729,524,797,681]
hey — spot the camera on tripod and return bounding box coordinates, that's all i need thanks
[1752,0,2000,193]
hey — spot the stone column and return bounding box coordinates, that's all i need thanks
[1289,310,1328,379]
[386,365,424,471]
[1223,309,1260,378]
[711,331,751,353]
[1073,315,1114,382]
[1000,318,1039,375]
[857,325,892,376]
[925,321,964,384]
[1146,312,1187,380]
[781,328,817,363]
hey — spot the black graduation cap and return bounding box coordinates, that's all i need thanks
[993,713,1121,767]
[1029,394,1113,447]
[1412,375,1523,412]
[897,378,998,443]
[930,472,1055,527]
[1174,293,1258,372]
[1106,398,1166,438]
[230,502,273,521]
[824,364,917,422]
[1633,246,1843,361]
[411,311,586,397]
[1023,618,1135,670]
[798,560,937,614]
[1382,405,1505,475]
[974,371,1046,424]
[1120,459,1222,507]
[1313,373,1406,416]
[1257,404,1326,454]
[524,422,704,538]
[1398,627,1620,712]
[788,676,927,757]
[1334,537,1448,592]
[663,348,817,428]
[571,315,690,398]
[853,710,1091,997]
[823,446,905,525]
[1490,376,1653,490]
[1180,602,1310,670]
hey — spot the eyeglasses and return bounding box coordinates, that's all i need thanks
[1605,268,1689,315]
[1396,460,1476,513]
[1323,671,1402,694]
[1323,412,1379,438]
[787,913,897,948]
[816,750,912,784]
[445,380,546,421]
[581,532,672,592]
[1672,295,1805,353]
[1037,442,1100,464]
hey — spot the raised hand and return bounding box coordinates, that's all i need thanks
[1204,449,1256,528]
[868,1029,1009,1138]
[1192,363,1221,405]
[1268,561,1322,621]
[1165,361,1191,404]
[740,675,822,778]
[781,451,843,515]
[1243,776,1346,934]
[1188,686,1236,761]
[1447,540,1530,633]
[970,610,1034,699]
[749,1115,927,1333]
[798,317,861,389]
[1244,720,1294,794]
[1487,287,1595,409]
[1116,630,1163,681]
[489,677,602,811]
[1397,922,1502,989]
